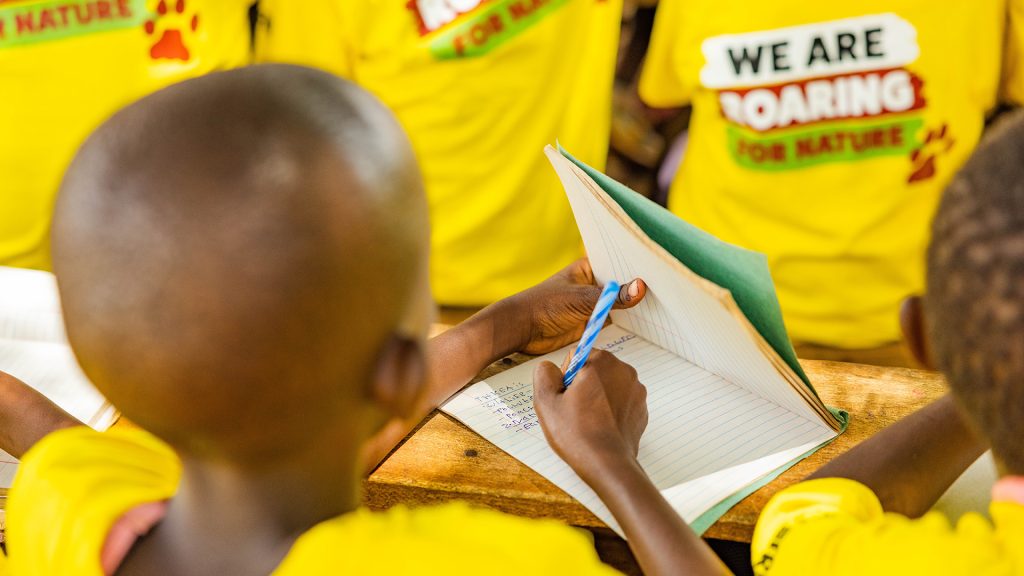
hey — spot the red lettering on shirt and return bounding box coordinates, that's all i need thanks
[9,0,138,40]
[509,0,549,20]
[96,0,112,20]
[451,12,502,55]
[15,11,34,33]
[38,8,56,30]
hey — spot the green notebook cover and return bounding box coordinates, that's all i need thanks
[559,147,813,390]
[558,147,848,531]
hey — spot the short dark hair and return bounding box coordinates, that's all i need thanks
[52,65,427,462]
[926,110,1024,474]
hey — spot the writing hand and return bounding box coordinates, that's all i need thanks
[533,350,648,480]
[363,261,645,472]
[533,351,729,576]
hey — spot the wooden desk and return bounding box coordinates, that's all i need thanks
[0,325,947,571]
[364,353,947,571]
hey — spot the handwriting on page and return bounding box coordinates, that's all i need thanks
[442,325,837,537]
[472,333,637,434]
[473,383,539,433]
[600,333,636,353]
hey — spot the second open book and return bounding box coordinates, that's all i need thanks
[442,146,847,537]
[0,267,118,490]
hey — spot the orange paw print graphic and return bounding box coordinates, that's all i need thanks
[144,0,199,62]
[908,123,955,183]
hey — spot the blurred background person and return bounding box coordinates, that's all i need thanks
[635,1,1024,366]
[255,0,623,315]
[1,0,253,271]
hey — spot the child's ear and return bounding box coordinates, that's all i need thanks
[370,333,427,420]
[900,296,934,370]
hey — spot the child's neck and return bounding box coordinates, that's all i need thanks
[118,432,363,576]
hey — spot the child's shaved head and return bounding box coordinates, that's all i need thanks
[52,65,430,462]
[926,110,1024,474]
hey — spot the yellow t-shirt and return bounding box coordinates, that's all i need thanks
[751,478,1024,575]
[640,1,1024,348]
[255,0,622,305]
[6,427,619,575]
[0,0,251,271]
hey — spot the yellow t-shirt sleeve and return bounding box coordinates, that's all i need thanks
[638,0,694,108]
[751,478,884,575]
[6,427,181,576]
[1003,0,1024,105]
[752,478,1016,576]
[255,0,356,79]
[276,503,620,575]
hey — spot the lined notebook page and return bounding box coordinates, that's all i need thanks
[442,325,835,537]
[546,148,826,426]
[0,267,118,488]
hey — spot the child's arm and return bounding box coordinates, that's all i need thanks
[362,259,647,470]
[534,351,730,576]
[0,371,82,458]
[806,394,987,517]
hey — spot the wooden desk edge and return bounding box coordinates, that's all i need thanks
[367,353,948,544]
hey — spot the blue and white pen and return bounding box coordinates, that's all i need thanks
[563,280,620,387]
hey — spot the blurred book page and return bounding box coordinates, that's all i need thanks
[0,267,118,488]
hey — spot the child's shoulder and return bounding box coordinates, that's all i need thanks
[12,426,181,498]
[276,502,620,575]
[753,478,1024,576]
[6,426,180,575]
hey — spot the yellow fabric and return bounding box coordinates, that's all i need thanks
[275,502,618,574]
[7,427,181,575]
[640,2,1024,347]
[751,477,1024,575]
[6,427,619,575]
[255,0,622,305]
[0,0,251,271]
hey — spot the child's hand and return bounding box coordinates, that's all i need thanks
[501,259,647,355]
[366,261,643,472]
[534,352,730,576]
[533,350,649,482]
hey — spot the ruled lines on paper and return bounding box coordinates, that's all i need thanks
[548,149,823,425]
[442,326,836,537]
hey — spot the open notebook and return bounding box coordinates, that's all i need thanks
[0,267,118,488]
[442,147,847,537]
